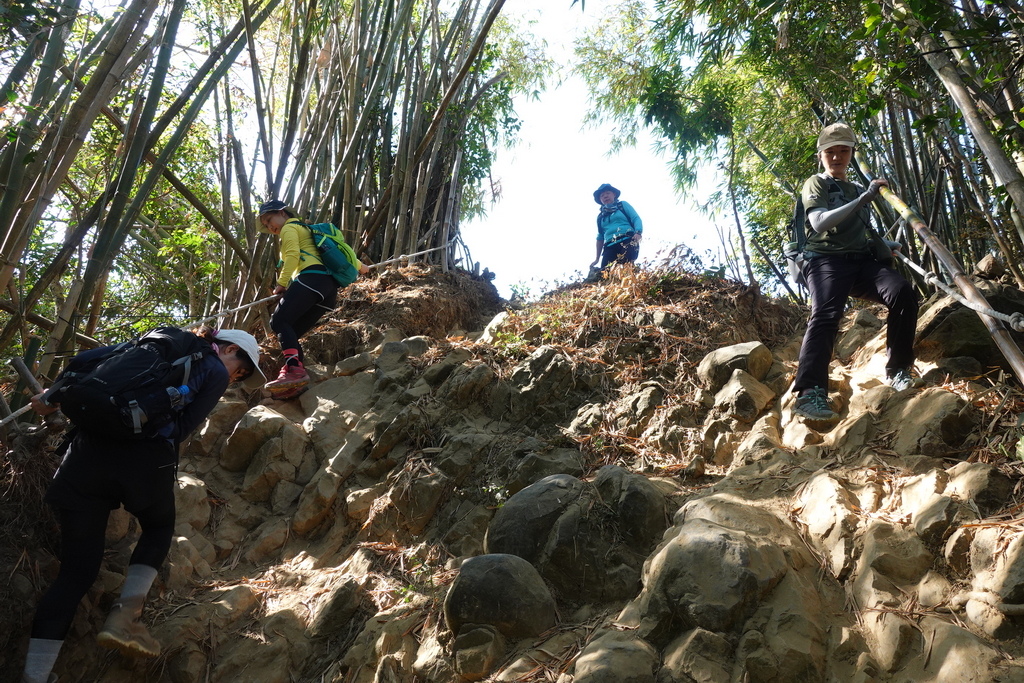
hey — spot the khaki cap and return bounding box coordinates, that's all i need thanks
[816,123,858,151]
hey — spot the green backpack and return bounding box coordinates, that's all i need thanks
[301,222,361,287]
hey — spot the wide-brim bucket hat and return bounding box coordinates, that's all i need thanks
[593,183,621,204]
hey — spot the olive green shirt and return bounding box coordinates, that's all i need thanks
[801,173,873,255]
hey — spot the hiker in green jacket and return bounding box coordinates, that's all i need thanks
[792,123,921,422]
[590,183,643,272]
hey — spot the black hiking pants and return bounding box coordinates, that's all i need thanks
[600,237,639,269]
[32,433,177,640]
[793,253,919,394]
[270,269,338,361]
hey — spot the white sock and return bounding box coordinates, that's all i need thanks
[118,564,158,603]
[23,638,62,683]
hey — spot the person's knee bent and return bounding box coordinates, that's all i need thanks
[270,310,288,336]
[893,279,919,312]
[130,522,174,568]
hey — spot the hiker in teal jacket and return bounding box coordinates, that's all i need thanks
[590,183,643,270]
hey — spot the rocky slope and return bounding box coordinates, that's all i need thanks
[4,263,1024,683]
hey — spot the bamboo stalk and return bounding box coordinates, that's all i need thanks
[858,153,1024,386]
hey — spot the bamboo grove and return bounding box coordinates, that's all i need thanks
[574,0,1024,296]
[0,0,547,378]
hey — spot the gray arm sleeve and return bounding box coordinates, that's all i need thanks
[806,192,872,233]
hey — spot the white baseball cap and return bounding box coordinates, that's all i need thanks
[213,329,267,388]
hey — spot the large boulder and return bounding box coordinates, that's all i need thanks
[573,631,659,683]
[618,517,789,646]
[300,372,377,460]
[713,369,776,423]
[945,462,1014,517]
[487,470,667,602]
[915,282,1024,368]
[880,388,979,457]
[593,465,668,553]
[794,472,860,579]
[187,398,250,459]
[698,341,774,394]
[443,554,557,639]
[507,447,585,495]
[658,628,733,683]
[220,405,296,472]
[485,474,586,561]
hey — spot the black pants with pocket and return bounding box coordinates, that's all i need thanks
[793,253,919,394]
[270,269,338,361]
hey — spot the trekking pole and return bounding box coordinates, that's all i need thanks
[856,153,1024,386]
[9,357,67,432]
[184,294,281,329]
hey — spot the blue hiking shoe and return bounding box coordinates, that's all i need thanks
[794,387,839,421]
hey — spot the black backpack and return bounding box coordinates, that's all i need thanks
[45,327,213,439]
[783,176,843,287]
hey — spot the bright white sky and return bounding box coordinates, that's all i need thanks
[461,1,725,298]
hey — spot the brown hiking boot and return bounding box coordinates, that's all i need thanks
[96,600,161,658]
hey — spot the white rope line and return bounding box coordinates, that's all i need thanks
[895,251,1024,332]
[183,294,281,329]
[366,239,456,270]
[162,241,457,331]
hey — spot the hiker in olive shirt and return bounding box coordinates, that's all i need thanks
[792,123,921,421]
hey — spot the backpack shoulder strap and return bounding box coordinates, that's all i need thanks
[619,202,635,230]
[791,186,807,250]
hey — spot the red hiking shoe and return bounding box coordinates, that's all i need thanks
[265,361,309,399]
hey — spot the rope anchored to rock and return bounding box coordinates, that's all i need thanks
[893,250,1024,332]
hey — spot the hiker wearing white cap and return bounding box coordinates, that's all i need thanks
[792,123,920,422]
[20,326,264,682]
[590,183,643,274]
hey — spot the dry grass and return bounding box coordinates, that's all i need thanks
[300,264,503,367]
[466,265,803,472]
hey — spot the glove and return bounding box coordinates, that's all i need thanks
[884,239,902,252]
[861,178,888,205]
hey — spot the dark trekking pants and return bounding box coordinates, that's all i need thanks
[600,238,639,269]
[270,269,338,361]
[32,434,177,640]
[793,253,919,394]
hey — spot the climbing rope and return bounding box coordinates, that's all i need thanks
[892,250,1024,332]
[364,239,455,270]
[178,240,457,330]
[183,294,282,329]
